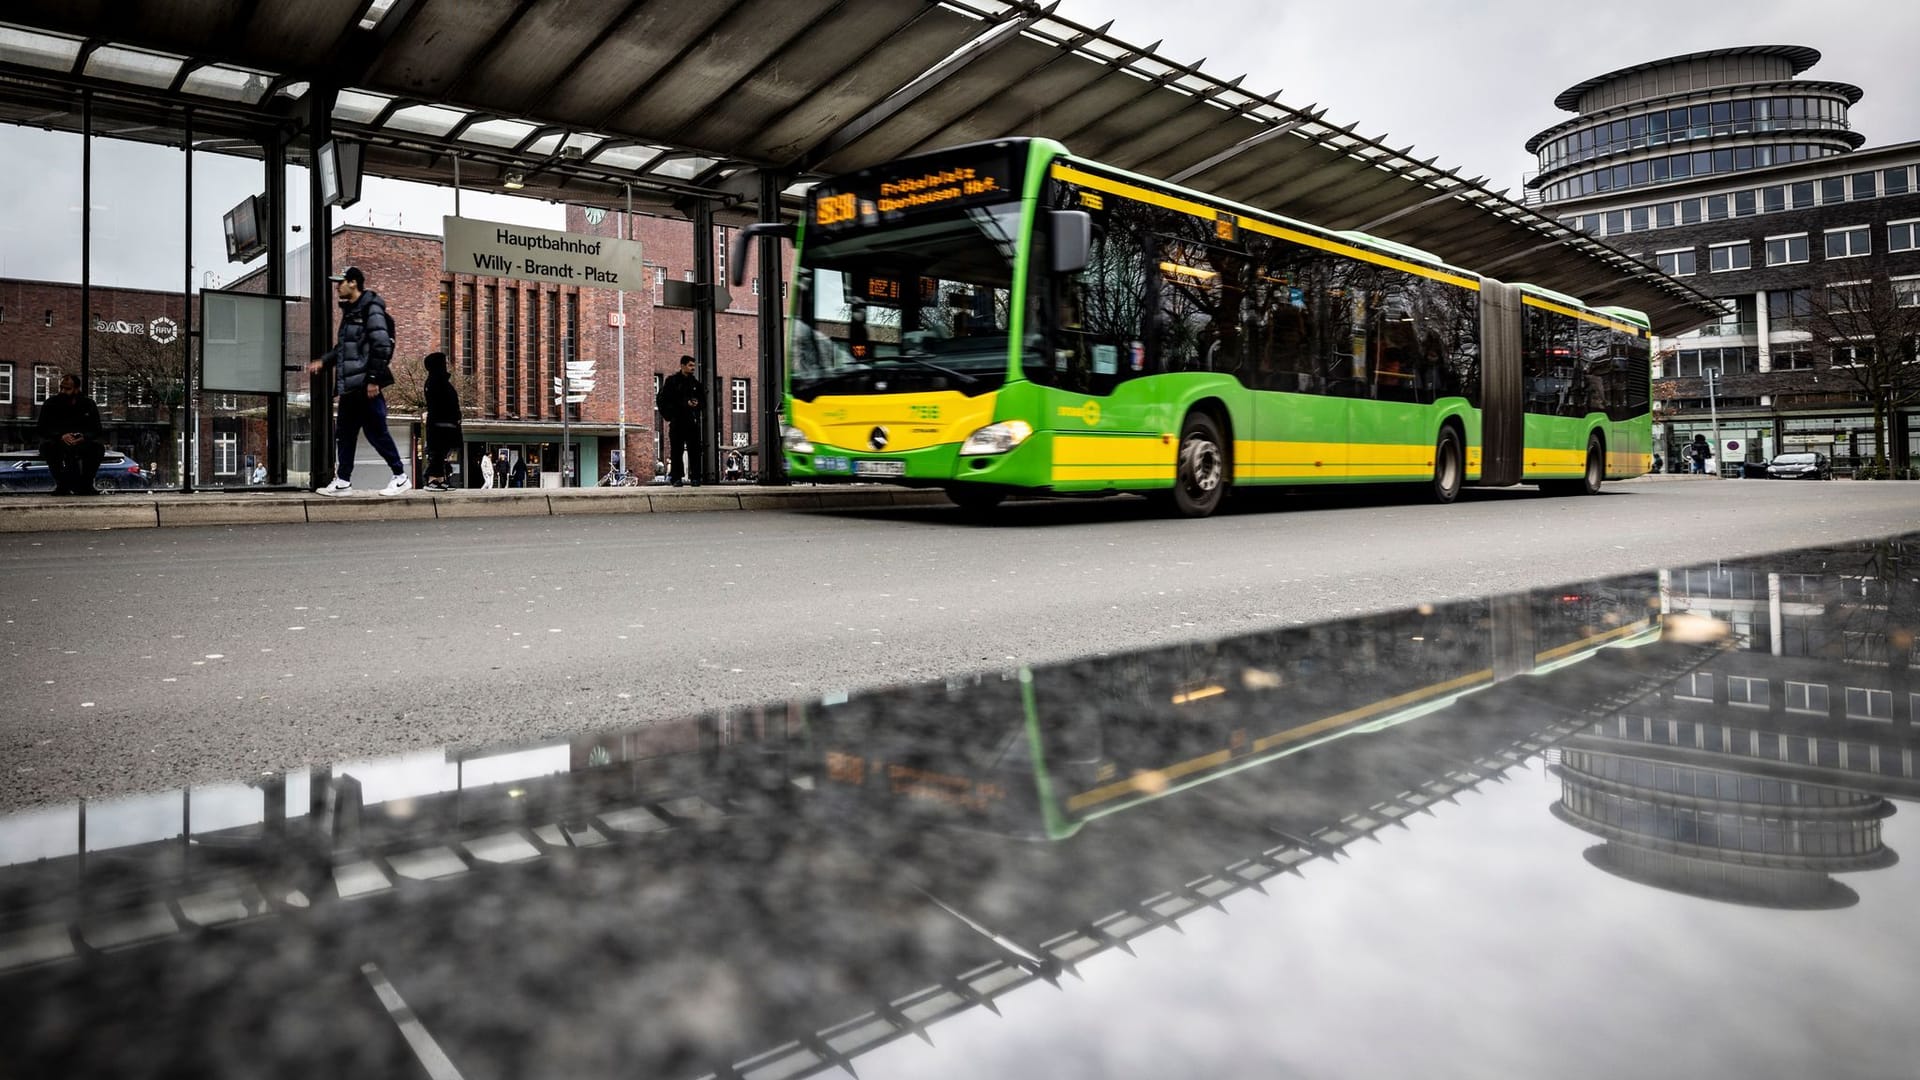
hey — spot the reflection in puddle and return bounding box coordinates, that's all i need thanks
[0,537,1915,1078]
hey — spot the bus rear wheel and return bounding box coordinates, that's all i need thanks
[1170,411,1228,518]
[1430,425,1463,504]
[1544,433,1605,496]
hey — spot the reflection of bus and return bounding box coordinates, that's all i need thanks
[811,588,1661,839]
[762,137,1652,515]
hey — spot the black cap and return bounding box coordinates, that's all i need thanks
[329,266,366,287]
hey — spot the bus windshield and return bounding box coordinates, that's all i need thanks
[791,203,1025,399]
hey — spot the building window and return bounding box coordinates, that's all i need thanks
[527,290,542,418]
[1629,207,1649,231]
[1727,675,1769,709]
[33,364,55,404]
[1709,242,1751,272]
[482,286,497,410]
[1789,181,1814,209]
[1762,186,1785,213]
[1786,681,1829,714]
[126,378,148,407]
[652,266,665,305]
[716,226,727,281]
[1655,203,1675,229]
[1885,167,1911,197]
[0,362,12,404]
[564,293,580,420]
[732,431,748,448]
[215,392,237,410]
[1732,190,1756,217]
[751,276,760,296]
[1824,226,1870,260]
[1887,220,1919,253]
[1655,249,1696,277]
[1706,195,1728,221]
[440,285,452,354]
[1764,234,1809,266]
[213,431,237,476]
[731,377,748,414]
[90,375,108,406]
[1773,349,1816,370]
[1819,176,1846,204]
[1851,171,1876,199]
[504,287,520,417]
[1846,687,1892,722]
[461,283,476,377]
[546,289,560,416]
[1677,672,1713,701]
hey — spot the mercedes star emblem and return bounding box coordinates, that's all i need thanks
[869,426,890,451]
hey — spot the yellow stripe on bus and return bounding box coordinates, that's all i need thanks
[1050,163,1482,292]
[1519,295,1647,335]
[1054,435,1175,467]
[1533,617,1655,665]
[1053,465,1176,482]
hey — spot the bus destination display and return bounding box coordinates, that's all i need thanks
[811,149,1020,235]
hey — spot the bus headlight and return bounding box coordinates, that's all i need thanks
[781,425,814,454]
[960,420,1033,456]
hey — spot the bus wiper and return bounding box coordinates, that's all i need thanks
[890,351,978,384]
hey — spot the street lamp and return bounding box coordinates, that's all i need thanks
[1706,367,1722,477]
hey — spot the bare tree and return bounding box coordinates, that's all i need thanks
[1799,272,1920,475]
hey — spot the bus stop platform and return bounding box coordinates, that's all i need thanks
[0,485,950,534]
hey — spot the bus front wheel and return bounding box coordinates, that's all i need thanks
[1169,412,1228,518]
[1430,425,1463,504]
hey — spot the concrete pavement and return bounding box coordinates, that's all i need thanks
[0,483,952,533]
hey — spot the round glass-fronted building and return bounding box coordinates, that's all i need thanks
[1527,46,1864,204]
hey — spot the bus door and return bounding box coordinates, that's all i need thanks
[1247,263,1348,481]
[1477,279,1524,486]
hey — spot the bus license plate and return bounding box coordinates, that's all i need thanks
[854,459,905,478]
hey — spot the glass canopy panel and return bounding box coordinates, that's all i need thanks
[333,90,389,124]
[593,145,668,172]
[0,25,80,70]
[182,66,274,105]
[85,45,183,89]
[462,118,539,150]
[387,104,467,138]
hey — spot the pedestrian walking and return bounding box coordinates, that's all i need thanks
[659,354,705,486]
[1688,434,1709,475]
[479,450,495,489]
[420,351,462,492]
[307,266,409,497]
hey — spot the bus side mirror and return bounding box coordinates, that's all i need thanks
[1050,211,1091,274]
[732,221,796,287]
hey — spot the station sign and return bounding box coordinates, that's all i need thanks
[444,216,645,292]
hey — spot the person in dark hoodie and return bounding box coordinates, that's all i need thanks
[306,265,409,496]
[36,374,106,496]
[420,351,462,491]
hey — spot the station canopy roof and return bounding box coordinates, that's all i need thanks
[0,0,1725,332]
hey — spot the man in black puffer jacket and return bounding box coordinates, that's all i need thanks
[307,266,409,496]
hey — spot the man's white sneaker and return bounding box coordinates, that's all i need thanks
[378,475,411,497]
[316,478,353,496]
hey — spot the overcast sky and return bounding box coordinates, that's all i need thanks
[1051,0,1920,194]
[5,1,1918,293]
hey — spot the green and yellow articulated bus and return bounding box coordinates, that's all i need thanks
[744,137,1652,516]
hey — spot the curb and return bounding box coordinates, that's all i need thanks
[0,486,951,534]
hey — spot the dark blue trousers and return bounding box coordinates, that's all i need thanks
[335,391,403,481]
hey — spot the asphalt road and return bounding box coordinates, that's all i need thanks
[4,474,1917,809]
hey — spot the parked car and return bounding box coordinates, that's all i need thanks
[1766,452,1832,480]
[0,450,154,492]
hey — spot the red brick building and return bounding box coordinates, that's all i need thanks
[327,211,790,485]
